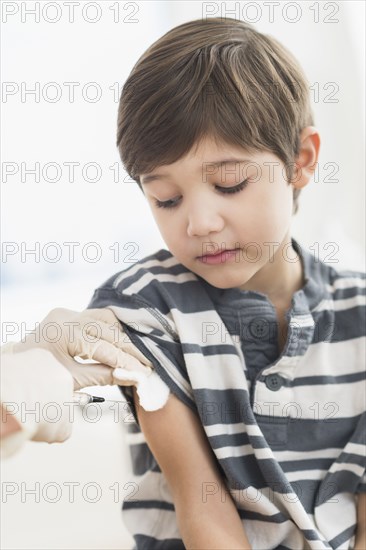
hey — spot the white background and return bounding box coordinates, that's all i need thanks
[1,1,365,549]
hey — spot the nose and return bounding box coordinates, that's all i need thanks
[187,200,225,238]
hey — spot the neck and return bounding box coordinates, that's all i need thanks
[239,236,304,308]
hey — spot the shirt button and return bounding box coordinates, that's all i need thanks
[265,373,284,391]
[249,318,269,339]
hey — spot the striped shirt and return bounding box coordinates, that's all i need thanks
[87,237,366,550]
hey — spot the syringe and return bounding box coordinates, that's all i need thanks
[73,392,105,406]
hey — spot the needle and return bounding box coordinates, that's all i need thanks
[72,392,105,406]
[72,392,132,406]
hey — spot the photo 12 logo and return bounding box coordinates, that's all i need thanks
[1,2,140,24]
[201,2,340,24]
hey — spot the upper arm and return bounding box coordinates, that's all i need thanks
[357,493,366,529]
[131,385,226,506]
[131,387,252,548]
[354,493,366,549]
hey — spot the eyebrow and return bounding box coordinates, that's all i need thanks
[140,158,252,184]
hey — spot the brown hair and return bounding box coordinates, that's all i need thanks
[117,17,314,215]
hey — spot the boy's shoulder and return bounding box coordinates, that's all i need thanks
[322,260,365,296]
[87,248,205,311]
[312,255,366,336]
[94,248,178,290]
[298,238,365,302]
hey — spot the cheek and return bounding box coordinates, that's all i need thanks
[153,215,182,248]
[231,180,291,234]
[147,208,173,243]
[272,180,294,220]
[255,173,292,214]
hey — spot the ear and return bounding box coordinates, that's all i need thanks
[292,126,321,188]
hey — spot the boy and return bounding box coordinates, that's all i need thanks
[87,17,365,549]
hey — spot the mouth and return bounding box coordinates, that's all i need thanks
[197,246,239,258]
[196,247,241,264]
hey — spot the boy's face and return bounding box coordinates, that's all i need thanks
[140,135,298,297]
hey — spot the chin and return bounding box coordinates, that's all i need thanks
[202,274,244,290]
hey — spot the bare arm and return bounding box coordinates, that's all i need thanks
[354,493,366,549]
[0,403,22,439]
[132,386,251,550]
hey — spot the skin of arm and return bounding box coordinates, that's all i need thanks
[0,403,22,439]
[131,386,252,550]
[354,493,366,550]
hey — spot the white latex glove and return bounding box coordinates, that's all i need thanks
[1,343,75,457]
[1,307,170,458]
[10,307,154,390]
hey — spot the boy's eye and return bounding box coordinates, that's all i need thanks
[153,178,250,210]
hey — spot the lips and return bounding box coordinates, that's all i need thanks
[197,248,240,265]
[197,247,238,259]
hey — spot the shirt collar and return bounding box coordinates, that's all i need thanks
[199,237,328,314]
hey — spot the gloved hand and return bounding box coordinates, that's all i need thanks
[1,307,171,458]
[10,307,154,390]
[1,343,76,454]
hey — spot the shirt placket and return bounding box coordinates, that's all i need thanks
[250,290,316,445]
